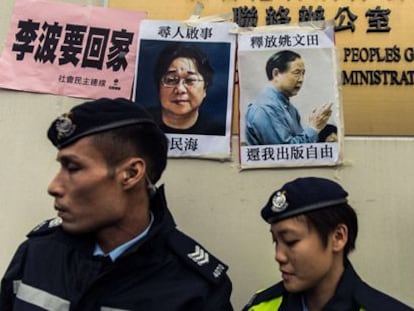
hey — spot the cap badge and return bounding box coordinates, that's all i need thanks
[271,191,288,213]
[56,113,76,140]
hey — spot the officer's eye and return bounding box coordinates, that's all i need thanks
[61,160,81,173]
[285,240,299,247]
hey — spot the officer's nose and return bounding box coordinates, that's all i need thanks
[47,171,64,198]
[275,244,288,265]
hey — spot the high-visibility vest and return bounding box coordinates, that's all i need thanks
[245,296,366,311]
[245,295,283,310]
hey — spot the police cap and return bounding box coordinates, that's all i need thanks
[261,177,348,224]
[47,97,157,149]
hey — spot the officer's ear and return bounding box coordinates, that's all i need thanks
[120,157,146,190]
[332,223,348,253]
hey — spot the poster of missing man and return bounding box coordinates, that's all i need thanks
[133,20,237,159]
[238,23,343,169]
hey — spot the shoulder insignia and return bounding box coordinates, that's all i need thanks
[167,230,228,285]
[27,217,62,237]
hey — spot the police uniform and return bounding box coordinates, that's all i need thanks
[242,177,413,311]
[0,186,232,310]
[0,98,233,310]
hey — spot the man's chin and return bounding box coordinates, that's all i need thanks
[291,90,301,97]
[61,222,89,235]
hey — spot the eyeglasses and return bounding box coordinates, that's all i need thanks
[161,74,204,88]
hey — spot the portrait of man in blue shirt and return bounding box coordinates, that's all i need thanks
[245,50,333,145]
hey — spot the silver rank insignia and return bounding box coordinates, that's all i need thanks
[271,191,288,213]
[48,217,62,228]
[32,220,48,232]
[56,113,76,140]
[188,245,210,266]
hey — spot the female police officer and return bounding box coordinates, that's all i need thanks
[243,177,413,311]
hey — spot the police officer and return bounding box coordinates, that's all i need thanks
[0,98,233,310]
[243,177,413,311]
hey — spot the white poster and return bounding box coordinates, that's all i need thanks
[133,20,237,159]
[238,24,343,169]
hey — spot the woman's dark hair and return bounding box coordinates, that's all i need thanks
[154,43,214,90]
[266,50,302,80]
[301,203,358,259]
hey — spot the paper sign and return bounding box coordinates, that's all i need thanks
[0,0,146,99]
[133,20,237,159]
[238,24,343,169]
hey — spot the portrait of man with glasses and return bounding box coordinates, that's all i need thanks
[135,42,231,136]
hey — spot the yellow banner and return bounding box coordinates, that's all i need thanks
[110,0,414,136]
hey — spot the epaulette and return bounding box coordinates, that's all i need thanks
[242,282,285,311]
[27,217,62,237]
[167,230,228,285]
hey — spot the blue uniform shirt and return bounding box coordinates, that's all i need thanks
[93,212,154,262]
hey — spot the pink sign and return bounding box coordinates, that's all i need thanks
[0,0,146,99]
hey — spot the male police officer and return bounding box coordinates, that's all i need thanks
[243,177,413,311]
[0,98,233,310]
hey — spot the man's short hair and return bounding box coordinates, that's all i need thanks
[91,124,167,183]
[154,43,214,90]
[266,50,302,80]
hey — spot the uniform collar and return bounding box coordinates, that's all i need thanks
[279,260,359,311]
[112,184,177,258]
[301,295,309,311]
[93,212,154,262]
[316,260,360,311]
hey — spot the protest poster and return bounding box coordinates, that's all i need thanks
[238,23,343,169]
[134,20,237,158]
[0,0,145,99]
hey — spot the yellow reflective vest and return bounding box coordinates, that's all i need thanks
[245,295,283,311]
[244,295,365,311]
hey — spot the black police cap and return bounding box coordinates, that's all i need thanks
[47,98,157,149]
[261,177,348,224]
